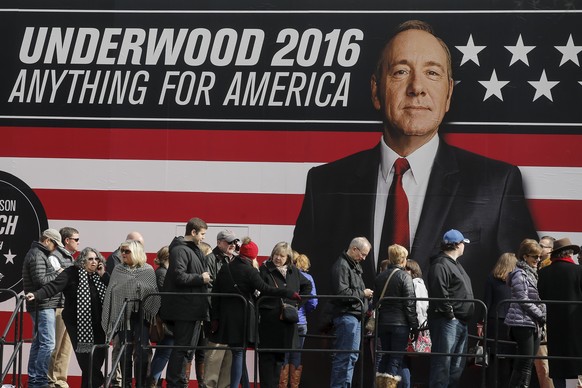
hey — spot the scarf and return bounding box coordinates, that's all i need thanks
[76,268,107,353]
[101,264,160,338]
[276,264,288,279]
[516,259,538,284]
[552,256,576,264]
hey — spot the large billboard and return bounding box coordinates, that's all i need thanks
[1,2,581,385]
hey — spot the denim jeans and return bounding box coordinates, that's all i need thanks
[378,325,410,375]
[149,335,174,381]
[28,308,56,388]
[230,349,250,388]
[428,316,468,388]
[285,323,307,367]
[330,314,361,388]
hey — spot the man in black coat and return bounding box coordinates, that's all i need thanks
[292,20,537,300]
[161,217,211,388]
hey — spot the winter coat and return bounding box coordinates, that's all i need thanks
[504,262,545,329]
[258,261,312,349]
[298,271,318,325]
[373,265,418,329]
[49,246,75,308]
[428,252,475,322]
[161,236,210,322]
[412,277,429,325]
[538,259,582,379]
[210,256,294,346]
[22,241,61,312]
[330,251,368,319]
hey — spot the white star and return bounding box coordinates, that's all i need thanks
[555,35,582,66]
[478,70,510,101]
[528,70,559,102]
[456,34,486,66]
[4,249,16,264]
[505,35,535,66]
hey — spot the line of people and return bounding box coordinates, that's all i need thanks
[22,218,319,388]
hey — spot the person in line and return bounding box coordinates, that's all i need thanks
[482,252,517,387]
[102,240,160,388]
[538,238,582,388]
[22,229,64,388]
[147,246,172,387]
[535,236,555,388]
[258,243,312,388]
[47,226,79,388]
[160,217,211,388]
[505,239,546,388]
[279,252,318,388]
[373,244,418,387]
[210,237,301,388]
[399,259,428,388]
[329,237,374,388]
[27,247,110,388]
[427,229,474,388]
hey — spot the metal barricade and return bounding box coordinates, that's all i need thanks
[374,295,488,388]
[0,290,24,388]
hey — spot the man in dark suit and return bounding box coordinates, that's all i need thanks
[292,20,537,299]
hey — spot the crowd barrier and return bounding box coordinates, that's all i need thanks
[0,290,24,388]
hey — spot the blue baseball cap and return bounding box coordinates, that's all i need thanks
[442,229,470,244]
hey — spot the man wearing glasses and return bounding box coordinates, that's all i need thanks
[329,237,374,388]
[46,227,79,388]
[22,228,65,388]
[204,230,240,388]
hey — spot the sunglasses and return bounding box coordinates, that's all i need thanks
[121,249,132,255]
[68,237,80,242]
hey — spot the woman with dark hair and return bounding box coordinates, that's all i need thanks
[102,240,160,387]
[258,242,312,388]
[211,238,302,388]
[483,252,517,386]
[26,247,110,388]
[505,239,546,388]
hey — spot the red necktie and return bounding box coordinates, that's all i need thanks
[379,158,410,267]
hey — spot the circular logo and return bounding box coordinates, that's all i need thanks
[0,171,48,303]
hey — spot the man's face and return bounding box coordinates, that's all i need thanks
[193,228,207,245]
[539,238,553,260]
[217,239,237,256]
[44,238,57,252]
[64,233,79,253]
[371,29,453,141]
[350,245,369,263]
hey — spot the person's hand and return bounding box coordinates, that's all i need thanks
[290,292,301,301]
[410,328,419,342]
[211,319,219,333]
[96,262,105,277]
[363,289,374,299]
[202,272,211,284]
[25,293,35,301]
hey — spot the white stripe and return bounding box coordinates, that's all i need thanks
[48,219,295,258]
[0,157,319,195]
[2,157,582,200]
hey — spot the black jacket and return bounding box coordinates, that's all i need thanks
[373,265,418,328]
[210,256,293,346]
[330,251,368,319]
[428,252,474,322]
[207,246,232,290]
[161,236,210,322]
[49,246,75,308]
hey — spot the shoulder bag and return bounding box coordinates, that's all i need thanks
[269,272,299,323]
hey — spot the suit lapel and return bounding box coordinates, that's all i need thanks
[411,140,460,272]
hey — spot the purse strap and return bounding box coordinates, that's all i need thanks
[379,268,399,301]
[268,272,288,305]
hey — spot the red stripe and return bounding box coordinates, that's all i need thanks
[35,189,303,226]
[34,188,582,232]
[3,126,582,166]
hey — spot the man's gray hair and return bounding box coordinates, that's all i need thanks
[349,237,371,251]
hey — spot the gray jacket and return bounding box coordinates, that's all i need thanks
[22,241,61,311]
[505,263,546,329]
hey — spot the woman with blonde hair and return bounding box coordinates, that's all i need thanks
[102,240,160,387]
[373,244,418,387]
[505,239,546,388]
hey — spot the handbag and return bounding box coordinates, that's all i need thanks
[407,321,431,353]
[468,340,489,367]
[366,268,399,333]
[269,273,299,323]
[149,314,166,343]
